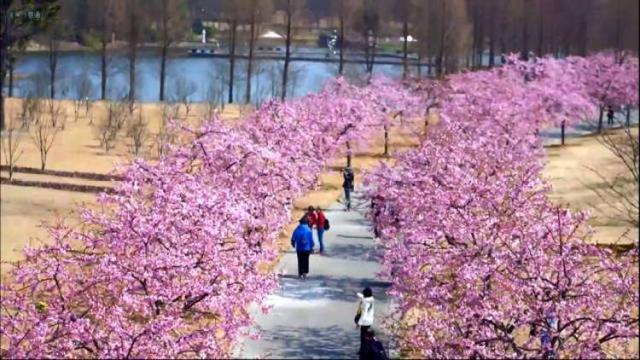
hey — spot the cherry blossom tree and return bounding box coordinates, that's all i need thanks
[0,76,415,358]
[365,54,639,359]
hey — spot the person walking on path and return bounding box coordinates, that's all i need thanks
[291,217,315,279]
[343,166,355,211]
[310,206,327,254]
[355,287,375,355]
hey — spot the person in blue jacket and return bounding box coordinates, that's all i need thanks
[291,217,315,279]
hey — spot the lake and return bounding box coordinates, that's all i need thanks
[8,46,439,105]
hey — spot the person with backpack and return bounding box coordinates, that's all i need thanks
[355,287,375,355]
[291,217,315,279]
[360,329,389,360]
[311,206,329,254]
[343,166,355,211]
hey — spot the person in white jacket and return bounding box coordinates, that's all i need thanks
[355,287,375,355]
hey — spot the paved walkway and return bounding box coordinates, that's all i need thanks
[234,192,394,359]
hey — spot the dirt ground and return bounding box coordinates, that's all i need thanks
[543,129,639,246]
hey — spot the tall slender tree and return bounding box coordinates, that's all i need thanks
[281,0,293,100]
[157,0,187,102]
[1,0,59,130]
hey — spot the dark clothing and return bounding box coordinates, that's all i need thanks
[360,338,389,360]
[296,251,311,276]
[344,187,352,210]
[343,168,354,190]
[359,325,371,355]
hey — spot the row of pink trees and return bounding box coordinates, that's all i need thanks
[365,53,639,358]
[0,77,419,358]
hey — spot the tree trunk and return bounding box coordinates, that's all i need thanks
[626,106,630,127]
[561,120,565,145]
[246,14,255,103]
[49,37,57,98]
[598,106,603,133]
[128,0,137,103]
[159,43,167,101]
[402,21,409,79]
[0,43,5,130]
[100,39,107,100]
[521,1,529,60]
[159,1,169,102]
[537,0,544,56]
[488,21,495,67]
[436,0,446,76]
[8,55,13,96]
[383,125,389,156]
[367,33,377,75]
[281,0,292,101]
[129,44,136,102]
[338,15,344,75]
[228,19,237,104]
[346,141,352,167]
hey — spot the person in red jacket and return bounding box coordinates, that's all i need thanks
[312,206,327,254]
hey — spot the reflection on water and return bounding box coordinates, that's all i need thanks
[9,49,415,105]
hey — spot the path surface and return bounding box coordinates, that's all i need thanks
[234,192,395,359]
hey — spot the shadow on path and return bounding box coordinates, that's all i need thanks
[262,325,359,359]
[273,275,391,303]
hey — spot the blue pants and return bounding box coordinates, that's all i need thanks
[344,187,351,209]
[317,228,325,252]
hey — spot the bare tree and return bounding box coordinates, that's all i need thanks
[415,0,471,76]
[128,110,148,156]
[351,0,384,76]
[156,108,176,158]
[45,20,63,99]
[87,0,117,100]
[97,99,126,152]
[205,72,226,118]
[45,98,64,129]
[156,0,188,101]
[588,126,639,227]
[1,114,24,180]
[30,111,59,171]
[125,0,146,103]
[73,71,93,123]
[240,0,273,104]
[20,95,41,130]
[280,0,304,100]
[171,76,197,119]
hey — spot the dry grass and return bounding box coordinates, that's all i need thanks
[543,129,639,246]
[0,97,244,278]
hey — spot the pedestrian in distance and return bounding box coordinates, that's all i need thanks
[343,166,355,211]
[291,217,315,279]
[310,206,328,254]
[302,205,315,224]
[355,287,375,355]
[359,329,389,360]
[606,105,615,126]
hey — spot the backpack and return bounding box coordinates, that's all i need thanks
[323,218,330,231]
[370,340,388,360]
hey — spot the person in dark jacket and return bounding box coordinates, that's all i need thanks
[291,217,315,279]
[359,329,388,360]
[606,105,615,126]
[342,166,355,211]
